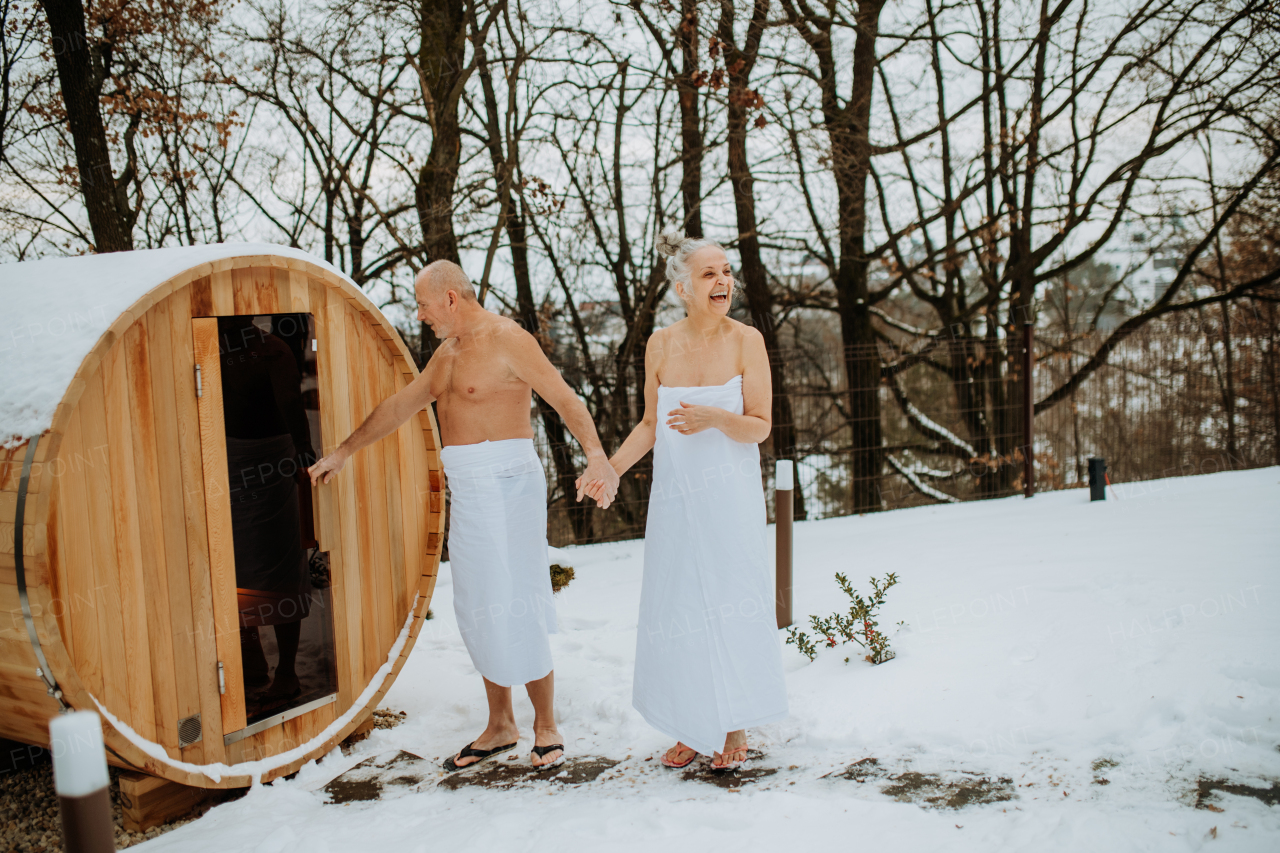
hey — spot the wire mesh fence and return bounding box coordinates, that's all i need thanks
[530,312,1278,548]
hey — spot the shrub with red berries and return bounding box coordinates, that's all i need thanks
[785,572,902,665]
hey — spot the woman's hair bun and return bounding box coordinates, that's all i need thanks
[655,231,685,259]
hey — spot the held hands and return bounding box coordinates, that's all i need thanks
[575,455,620,509]
[666,401,722,435]
[307,449,349,486]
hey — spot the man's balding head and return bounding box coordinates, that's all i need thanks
[417,260,477,303]
[415,260,483,339]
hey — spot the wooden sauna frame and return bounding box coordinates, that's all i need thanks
[0,251,444,788]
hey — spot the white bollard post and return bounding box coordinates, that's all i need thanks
[49,711,115,853]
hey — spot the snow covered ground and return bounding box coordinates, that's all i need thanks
[142,467,1279,851]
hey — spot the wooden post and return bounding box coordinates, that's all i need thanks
[775,460,794,629]
[1023,321,1036,498]
[49,712,115,853]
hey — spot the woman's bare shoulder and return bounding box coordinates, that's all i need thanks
[647,321,687,352]
[726,318,764,347]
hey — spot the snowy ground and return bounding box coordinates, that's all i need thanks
[142,468,1279,851]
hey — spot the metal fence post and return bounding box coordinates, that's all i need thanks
[1023,321,1036,498]
[775,460,794,629]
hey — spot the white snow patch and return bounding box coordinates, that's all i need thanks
[0,243,353,446]
[903,398,978,458]
[132,467,1280,852]
[887,454,961,503]
[92,595,418,785]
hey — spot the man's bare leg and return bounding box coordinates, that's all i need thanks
[451,677,521,768]
[525,669,563,767]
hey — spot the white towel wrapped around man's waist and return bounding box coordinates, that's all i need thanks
[440,437,556,687]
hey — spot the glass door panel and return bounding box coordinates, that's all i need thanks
[198,313,339,737]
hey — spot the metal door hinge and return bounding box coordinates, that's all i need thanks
[217,661,225,694]
[195,364,203,398]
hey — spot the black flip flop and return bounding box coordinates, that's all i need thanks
[530,744,566,769]
[443,741,518,772]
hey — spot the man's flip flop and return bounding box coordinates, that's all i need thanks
[530,744,566,769]
[443,741,518,772]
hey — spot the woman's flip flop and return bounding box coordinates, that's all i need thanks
[443,741,518,772]
[660,743,699,769]
[530,743,566,769]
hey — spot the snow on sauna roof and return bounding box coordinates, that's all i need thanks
[0,243,354,447]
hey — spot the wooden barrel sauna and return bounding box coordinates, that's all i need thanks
[0,245,443,788]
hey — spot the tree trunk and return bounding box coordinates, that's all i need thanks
[1269,300,1279,467]
[515,205,593,543]
[475,47,593,543]
[676,0,702,237]
[722,0,806,518]
[415,0,467,362]
[1220,300,1237,464]
[828,0,886,512]
[39,0,133,252]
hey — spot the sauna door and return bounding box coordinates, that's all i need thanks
[192,315,339,741]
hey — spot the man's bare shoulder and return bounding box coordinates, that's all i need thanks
[471,313,524,342]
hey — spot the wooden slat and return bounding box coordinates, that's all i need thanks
[0,522,42,560]
[281,700,335,754]
[167,287,226,764]
[210,270,234,315]
[326,286,363,694]
[146,298,200,726]
[124,316,181,755]
[189,276,213,317]
[77,369,130,717]
[232,267,280,315]
[103,336,158,741]
[54,407,103,697]
[393,376,421,621]
[345,309,376,680]
[0,552,47,591]
[257,720,285,764]
[382,354,408,624]
[48,452,71,647]
[191,318,247,735]
[346,309,380,680]
[310,280,355,710]
[363,318,397,657]
[285,270,310,313]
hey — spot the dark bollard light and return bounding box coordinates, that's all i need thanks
[49,711,115,853]
[1088,457,1107,502]
[775,460,794,630]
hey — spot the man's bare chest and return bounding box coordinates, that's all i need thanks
[431,349,525,404]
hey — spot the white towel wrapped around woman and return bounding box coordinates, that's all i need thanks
[441,438,556,687]
[633,375,789,756]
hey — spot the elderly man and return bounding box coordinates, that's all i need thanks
[308,260,618,770]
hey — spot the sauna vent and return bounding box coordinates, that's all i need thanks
[178,713,203,748]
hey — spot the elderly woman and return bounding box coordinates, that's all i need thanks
[587,232,788,771]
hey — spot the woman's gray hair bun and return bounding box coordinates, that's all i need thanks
[657,231,728,306]
[656,231,685,259]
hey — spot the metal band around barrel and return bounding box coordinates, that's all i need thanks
[15,436,69,711]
